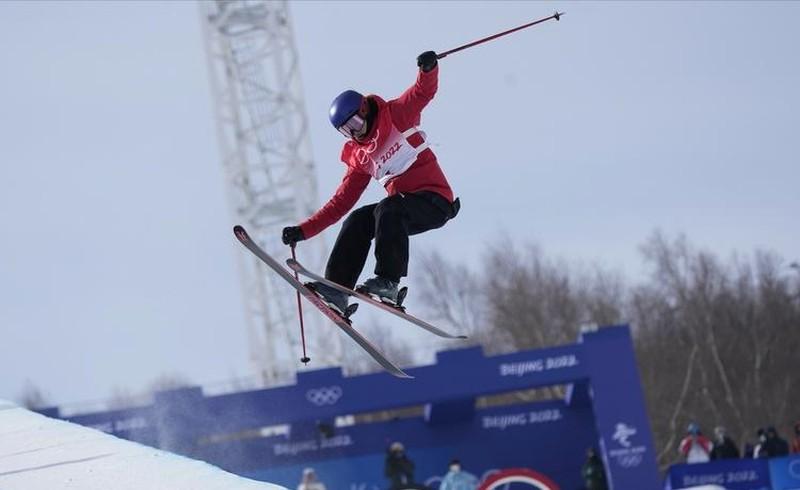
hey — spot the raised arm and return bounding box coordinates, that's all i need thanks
[390,51,439,128]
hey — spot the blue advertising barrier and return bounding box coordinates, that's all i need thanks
[664,455,800,490]
[45,324,662,489]
[234,400,597,489]
[665,459,772,490]
[769,454,800,490]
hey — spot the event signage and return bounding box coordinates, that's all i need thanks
[769,454,800,490]
[49,325,661,490]
[665,459,771,490]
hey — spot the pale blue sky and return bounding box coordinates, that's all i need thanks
[1,1,798,407]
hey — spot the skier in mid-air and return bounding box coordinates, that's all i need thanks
[236,14,560,373]
[281,51,460,314]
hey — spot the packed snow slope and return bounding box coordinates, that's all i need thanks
[0,400,286,490]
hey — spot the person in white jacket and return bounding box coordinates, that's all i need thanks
[439,459,478,490]
[297,468,326,490]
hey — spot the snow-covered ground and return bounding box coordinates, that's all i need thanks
[0,400,286,490]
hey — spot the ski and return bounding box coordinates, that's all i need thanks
[285,258,467,340]
[233,225,412,379]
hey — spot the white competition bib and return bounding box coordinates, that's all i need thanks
[353,124,429,186]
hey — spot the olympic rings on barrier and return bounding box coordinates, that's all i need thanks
[305,386,343,406]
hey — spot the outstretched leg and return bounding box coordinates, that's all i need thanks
[325,203,377,289]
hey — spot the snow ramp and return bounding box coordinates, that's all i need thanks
[0,400,287,490]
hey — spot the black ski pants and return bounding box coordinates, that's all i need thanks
[325,191,458,288]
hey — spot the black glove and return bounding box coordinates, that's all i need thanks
[417,51,438,73]
[281,226,305,245]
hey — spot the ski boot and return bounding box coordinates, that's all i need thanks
[305,281,357,319]
[356,276,408,309]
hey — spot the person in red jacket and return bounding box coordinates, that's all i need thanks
[679,423,713,463]
[281,51,459,314]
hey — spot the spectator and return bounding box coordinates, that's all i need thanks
[297,468,326,490]
[679,423,712,463]
[761,426,790,458]
[385,441,415,489]
[743,442,755,459]
[753,428,768,458]
[581,447,608,490]
[791,422,800,454]
[439,459,478,490]
[710,426,740,460]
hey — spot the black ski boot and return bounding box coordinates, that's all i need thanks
[306,281,349,316]
[357,276,401,304]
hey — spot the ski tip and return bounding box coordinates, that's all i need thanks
[394,371,414,379]
[233,225,248,240]
[456,335,469,340]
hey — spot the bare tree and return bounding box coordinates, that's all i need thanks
[628,232,799,466]
[419,242,624,353]
[416,250,499,350]
[417,231,800,469]
[418,240,625,403]
[484,242,626,350]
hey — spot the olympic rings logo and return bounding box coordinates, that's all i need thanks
[617,454,643,468]
[305,385,343,406]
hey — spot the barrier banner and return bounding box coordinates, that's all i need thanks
[48,326,662,490]
[666,459,771,490]
[769,454,800,490]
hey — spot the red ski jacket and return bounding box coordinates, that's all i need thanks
[300,66,453,239]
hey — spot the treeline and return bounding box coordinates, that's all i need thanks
[416,232,800,468]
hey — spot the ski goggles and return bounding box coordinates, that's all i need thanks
[337,113,366,139]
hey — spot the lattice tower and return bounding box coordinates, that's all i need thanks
[199,0,341,385]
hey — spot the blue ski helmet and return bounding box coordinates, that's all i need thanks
[329,90,364,129]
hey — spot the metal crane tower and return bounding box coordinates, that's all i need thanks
[199,0,341,385]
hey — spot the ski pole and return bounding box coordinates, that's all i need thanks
[290,244,311,364]
[437,11,564,59]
